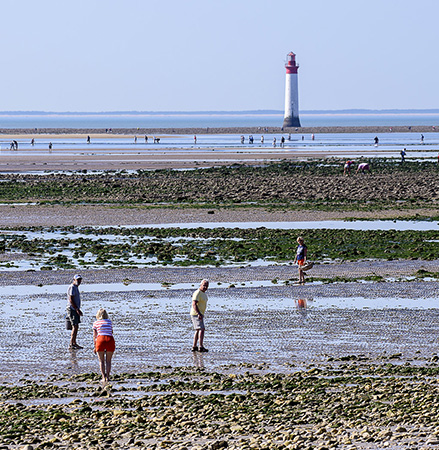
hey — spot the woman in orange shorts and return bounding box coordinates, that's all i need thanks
[293,236,307,284]
[93,308,115,383]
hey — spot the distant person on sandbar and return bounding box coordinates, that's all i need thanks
[190,279,209,353]
[356,162,371,174]
[87,135,91,144]
[48,142,53,152]
[343,160,354,176]
[293,237,307,285]
[144,135,148,143]
[240,135,245,144]
[280,136,285,148]
[31,138,35,146]
[400,148,406,163]
[260,135,264,144]
[421,134,424,144]
[374,136,379,146]
[93,308,115,384]
[194,135,197,144]
[272,137,276,147]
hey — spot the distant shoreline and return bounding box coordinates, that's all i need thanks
[2,109,439,115]
[0,125,437,135]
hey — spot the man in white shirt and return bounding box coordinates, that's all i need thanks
[190,279,209,352]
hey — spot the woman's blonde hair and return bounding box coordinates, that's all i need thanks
[96,308,109,320]
[297,236,304,243]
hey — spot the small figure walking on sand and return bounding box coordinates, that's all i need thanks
[87,135,91,144]
[249,135,254,144]
[421,134,424,144]
[31,138,35,146]
[293,237,307,285]
[260,135,264,144]
[190,279,209,352]
[374,136,379,146]
[144,135,148,143]
[134,135,137,144]
[48,142,53,152]
[194,135,197,144]
[93,308,115,384]
[280,136,285,148]
[240,135,245,144]
[356,162,371,174]
[272,137,277,148]
[400,148,406,163]
[311,134,315,141]
[343,160,354,176]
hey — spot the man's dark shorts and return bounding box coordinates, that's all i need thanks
[68,308,81,326]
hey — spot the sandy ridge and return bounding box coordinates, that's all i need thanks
[0,125,438,136]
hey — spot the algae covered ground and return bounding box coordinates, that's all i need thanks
[0,159,437,213]
[1,225,439,270]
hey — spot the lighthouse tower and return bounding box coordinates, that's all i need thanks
[282,51,301,128]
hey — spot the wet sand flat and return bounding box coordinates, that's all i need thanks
[1,280,439,381]
[0,204,436,227]
[0,147,417,172]
[0,261,438,380]
[0,150,348,172]
[0,126,437,172]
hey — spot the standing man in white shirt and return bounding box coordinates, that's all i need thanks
[190,279,209,352]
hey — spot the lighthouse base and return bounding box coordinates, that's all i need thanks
[282,116,301,128]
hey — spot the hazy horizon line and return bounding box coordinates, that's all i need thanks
[1,109,439,115]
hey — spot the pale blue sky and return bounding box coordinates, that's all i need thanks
[1,0,437,112]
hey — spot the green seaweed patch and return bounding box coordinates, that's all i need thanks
[1,226,439,268]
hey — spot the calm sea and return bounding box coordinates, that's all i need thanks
[0,112,439,128]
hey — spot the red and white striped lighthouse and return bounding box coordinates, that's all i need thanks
[282,51,301,128]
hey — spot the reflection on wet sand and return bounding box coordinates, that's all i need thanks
[192,352,206,369]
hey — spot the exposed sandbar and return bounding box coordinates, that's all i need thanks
[0,124,437,136]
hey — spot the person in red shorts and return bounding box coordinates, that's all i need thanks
[293,236,307,285]
[93,308,115,384]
